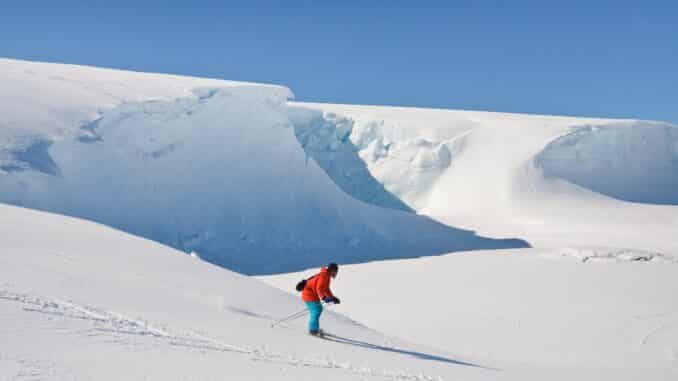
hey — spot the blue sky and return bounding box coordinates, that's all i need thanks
[2,1,676,122]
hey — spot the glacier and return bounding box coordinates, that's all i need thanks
[2,57,678,381]
[536,122,678,205]
[294,102,678,256]
[0,59,525,274]
[1,58,677,275]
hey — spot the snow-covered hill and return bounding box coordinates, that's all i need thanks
[2,58,676,273]
[5,203,674,380]
[289,102,678,255]
[2,58,678,381]
[0,58,529,275]
[263,249,678,380]
[0,203,496,381]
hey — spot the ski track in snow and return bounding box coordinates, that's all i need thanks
[636,309,678,356]
[0,353,71,381]
[0,289,445,381]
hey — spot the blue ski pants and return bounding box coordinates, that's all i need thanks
[305,301,323,333]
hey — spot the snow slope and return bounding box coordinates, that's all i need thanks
[290,102,678,256]
[6,203,673,380]
[2,58,678,381]
[2,58,676,271]
[0,203,497,381]
[0,58,525,274]
[0,57,271,146]
[266,102,678,380]
[262,250,678,381]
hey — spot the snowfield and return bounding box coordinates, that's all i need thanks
[1,58,678,380]
[262,250,678,380]
[0,58,525,274]
[290,102,678,256]
[4,205,676,381]
[0,203,494,381]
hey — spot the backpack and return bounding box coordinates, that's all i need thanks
[295,274,316,292]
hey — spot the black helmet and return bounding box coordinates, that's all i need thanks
[327,262,339,272]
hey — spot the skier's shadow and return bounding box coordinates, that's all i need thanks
[322,333,496,370]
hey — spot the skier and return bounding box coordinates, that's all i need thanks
[300,263,340,336]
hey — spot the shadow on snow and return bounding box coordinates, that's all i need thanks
[322,333,497,370]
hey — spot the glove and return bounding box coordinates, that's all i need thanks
[323,296,340,304]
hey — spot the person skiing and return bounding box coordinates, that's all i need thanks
[300,263,340,336]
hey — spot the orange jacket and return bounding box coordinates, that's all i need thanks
[301,267,335,302]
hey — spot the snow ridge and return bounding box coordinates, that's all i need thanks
[0,67,527,274]
[535,122,678,205]
[2,58,677,271]
[289,106,465,210]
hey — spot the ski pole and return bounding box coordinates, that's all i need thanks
[270,302,335,328]
[270,309,307,328]
[270,308,308,328]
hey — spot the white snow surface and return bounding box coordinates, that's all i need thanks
[0,203,497,381]
[1,58,676,270]
[0,58,525,274]
[262,250,678,381]
[4,203,675,380]
[0,57,282,143]
[2,58,678,381]
[291,102,678,256]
